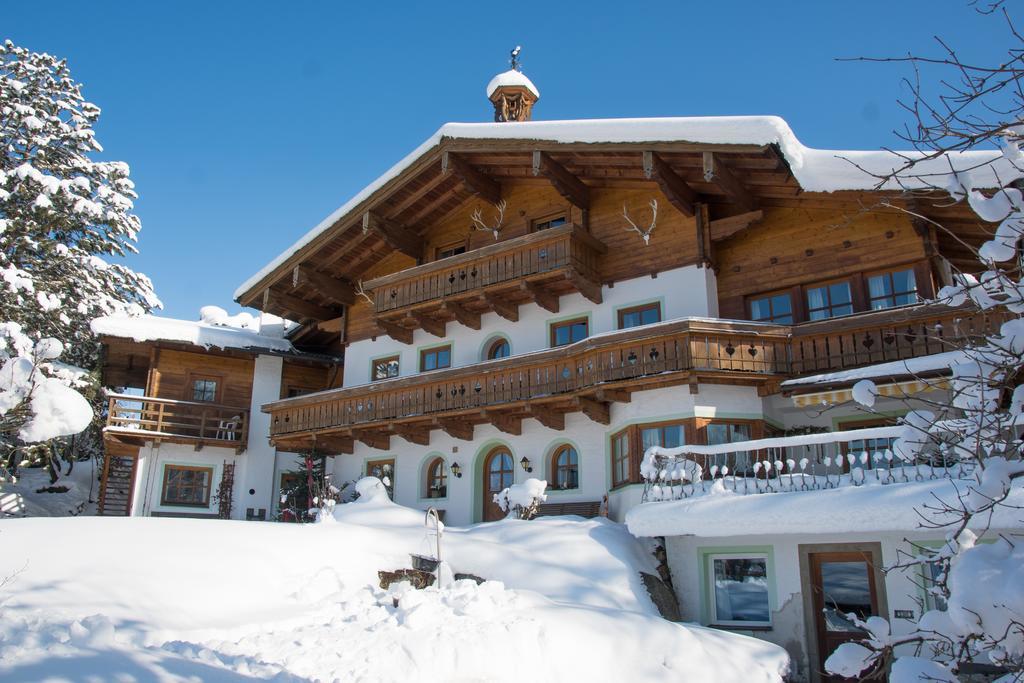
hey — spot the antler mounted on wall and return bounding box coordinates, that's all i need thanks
[354,280,374,305]
[623,199,658,245]
[470,199,507,241]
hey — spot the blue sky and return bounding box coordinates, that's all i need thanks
[5,1,1009,319]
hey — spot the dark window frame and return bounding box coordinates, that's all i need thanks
[160,464,213,507]
[434,240,467,261]
[865,266,920,310]
[419,344,453,372]
[485,337,511,360]
[805,278,855,321]
[549,317,589,348]
[748,290,795,324]
[549,444,579,490]
[185,372,222,404]
[425,457,447,499]
[531,212,568,232]
[371,355,400,382]
[617,302,662,330]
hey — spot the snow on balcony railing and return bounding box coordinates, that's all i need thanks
[640,426,969,501]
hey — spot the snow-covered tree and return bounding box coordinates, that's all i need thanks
[825,6,1024,681]
[0,39,159,477]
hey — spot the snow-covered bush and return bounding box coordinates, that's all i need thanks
[827,10,1024,680]
[0,40,159,477]
[493,478,547,520]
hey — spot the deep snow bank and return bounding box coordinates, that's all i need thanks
[0,498,789,682]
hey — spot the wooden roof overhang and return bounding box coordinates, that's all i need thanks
[237,137,996,341]
[97,334,340,390]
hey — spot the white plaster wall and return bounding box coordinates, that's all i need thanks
[331,382,768,525]
[234,354,284,520]
[132,441,241,517]
[664,529,989,682]
[343,264,719,386]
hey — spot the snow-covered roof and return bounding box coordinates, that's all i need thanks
[626,476,1024,538]
[91,314,297,354]
[782,350,964,389]
[235,115,1008,301]
[486,69,540,98]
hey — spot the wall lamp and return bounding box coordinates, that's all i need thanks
[450,462,463,478]
[520,456,533,473]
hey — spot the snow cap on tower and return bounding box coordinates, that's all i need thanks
[486,46,539,122]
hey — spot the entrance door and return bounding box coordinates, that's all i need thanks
[482,448,514,521]
[808,551,882,681]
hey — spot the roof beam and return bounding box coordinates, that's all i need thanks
[573,396,610,425]
[390,424,430,446]
[642,151,697,218]
[263,289,338,322]
[482,410,522,436]
[439,301,481,330]
[376,319,414,345]
[441,151,502,204]
[483,293,519,322]
[388,169,452,218]
[521,281,559,314]
[532,151,590,209]
[433,417,474,441]
[526,405,564,431]
[362,211,423,260]
[410,312,446,338]
[292,266,356,305]
[703,152,758,212]
[354,430,390,450]
[709,210,764,242]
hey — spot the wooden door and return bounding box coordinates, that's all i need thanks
[482,448,514,521]
[808,551,882,681]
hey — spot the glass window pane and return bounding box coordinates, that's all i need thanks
[867,274,890,299]
[437,348,450,368]
[771,294,792,316]
[662,425,684,448]
[750,298,770,320]
[641,428,660,450]
[829,282,852,305]
[621,311,640,328]
[893,269,916,293]
[833,303,854,317]
[641,307,660,325]
[806,286,826,311]
[820,561,873,632]
[713,557,770,623]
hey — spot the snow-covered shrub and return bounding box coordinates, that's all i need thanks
[493,478,547,520]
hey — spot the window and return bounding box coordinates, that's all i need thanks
[550,445,579,490]
[425,457,447,499]
[285,386,316,399]
[485,337,511,360]
[611,429,631,488]
[618,302,662,329]
[641,422,685,451]
[372,356,400,381]
[550,317,588,347]
[842,418,899,470]
[366,459,395,499]
[161,465,213,507]
[533,214,567,231]
[806,281,854,320]
[436,242,466,260]
[749,292,794,324]
[867,268,918,310]
[420,345,452,372]
[190,377,218,403]
[707,422,753,473]
[706,422,751,446]
[708,554,771,627]
[612,420,689,488]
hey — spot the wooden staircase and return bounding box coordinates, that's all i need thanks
[98,449,138,516]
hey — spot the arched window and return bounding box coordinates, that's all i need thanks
[425,457,447,498]
[485,337,511,360]
[550,445,579,490]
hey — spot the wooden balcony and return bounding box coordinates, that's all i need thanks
[364,223,606,342]
[104,394,249,453]
[267,318,794,452]
[265,304,1004,454]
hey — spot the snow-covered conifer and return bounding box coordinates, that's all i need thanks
[0,40,159,476]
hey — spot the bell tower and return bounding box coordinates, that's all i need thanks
[486,46,539,122]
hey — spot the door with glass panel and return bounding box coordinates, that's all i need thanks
[808,551,883,681]
[482,448,514,521]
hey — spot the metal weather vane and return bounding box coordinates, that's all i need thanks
[510,45,522,71]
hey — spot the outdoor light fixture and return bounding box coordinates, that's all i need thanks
[450,462,463,478]
[520,456,533,473]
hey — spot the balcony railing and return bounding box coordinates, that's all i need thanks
[105,394,249,452]
[265,304,1003,446]
[365,223,605,320]
[269,318,791,441]
[639,425,969,501]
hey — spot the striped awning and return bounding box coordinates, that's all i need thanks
[791,378,948,408]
